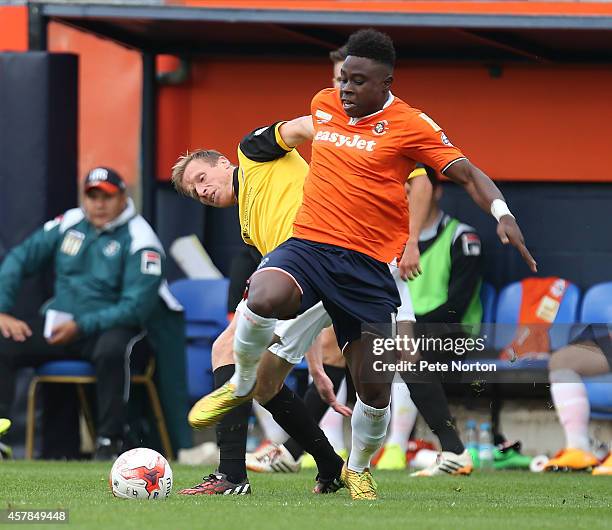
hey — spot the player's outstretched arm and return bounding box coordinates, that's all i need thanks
[444,159,537,273]
[278,115,314,147]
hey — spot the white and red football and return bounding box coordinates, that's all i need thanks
[110,448,173,500]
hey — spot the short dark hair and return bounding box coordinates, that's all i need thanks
[346,28,395,68]
[329,45,348,64]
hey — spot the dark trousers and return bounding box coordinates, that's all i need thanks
[0,316,144,439]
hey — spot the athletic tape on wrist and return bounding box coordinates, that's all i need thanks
[490,199,515,222]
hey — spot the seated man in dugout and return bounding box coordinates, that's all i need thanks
[0,168,168,460]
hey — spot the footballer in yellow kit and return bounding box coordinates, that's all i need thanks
[234,122,308,256]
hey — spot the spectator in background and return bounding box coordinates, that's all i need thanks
[329,45,346,88]
[407,167,484,326]
[0,168,167,460]
[545,324,612,475]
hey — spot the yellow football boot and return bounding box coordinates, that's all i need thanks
[0,419,10,437]
[543,448,599,472]
[300,452,317,469]
[376,443,407,470]
[341,464,378,500]
[0,419,12,460]
[592,453,612,476]
[188,383,254,429]
[302,448,348,470]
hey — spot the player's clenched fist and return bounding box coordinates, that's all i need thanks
[399,240,422,281]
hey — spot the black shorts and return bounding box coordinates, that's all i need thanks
[256,237,400,347]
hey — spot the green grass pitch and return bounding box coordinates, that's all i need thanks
[0,461,610,530]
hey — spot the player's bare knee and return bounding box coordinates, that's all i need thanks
[246,296,276,319]
[548,352,563,372]
[248,271,301,318]
[548,346,576,372]
[247,291,299,319]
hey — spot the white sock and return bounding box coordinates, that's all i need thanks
[252,400,289,444]
[319,379,347,452]
[385,379,417,451]
[348,396,391,472]
[230,304,277,396]
[550,369,591,452]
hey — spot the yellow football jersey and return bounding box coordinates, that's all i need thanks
[236,122,308,256]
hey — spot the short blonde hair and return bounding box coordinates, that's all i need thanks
[171,149,224,196]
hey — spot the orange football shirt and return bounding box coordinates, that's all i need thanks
[293,88,466,263]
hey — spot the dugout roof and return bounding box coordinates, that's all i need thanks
[27,0,612,225]
[31,0,612,62]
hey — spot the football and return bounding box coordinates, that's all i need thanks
[109,448,173,500]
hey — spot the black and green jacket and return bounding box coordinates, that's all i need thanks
[408,211,483,325]
[0,199,166,335]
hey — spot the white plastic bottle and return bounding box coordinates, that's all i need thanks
[478,422,495,470]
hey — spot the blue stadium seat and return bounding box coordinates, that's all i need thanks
[169,278,230,402]
[479,282,496,347]
[493,279,580,354]
[185,342,214,402]
[36,360,95,377]
[585,374,612,420]
[169,278,230,339]
[27,358,172,459]
[580,282,612,324]
[480,282,497,324]
[579,283,612,420]
[570,281,612,341]
[285,359,309,394]
[494,281,523,329]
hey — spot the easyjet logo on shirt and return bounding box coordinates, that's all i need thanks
[314,130,376,151]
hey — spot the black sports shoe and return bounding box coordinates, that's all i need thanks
[179,473,251,495]
[312,473,344,494]
[94,437,124,461]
